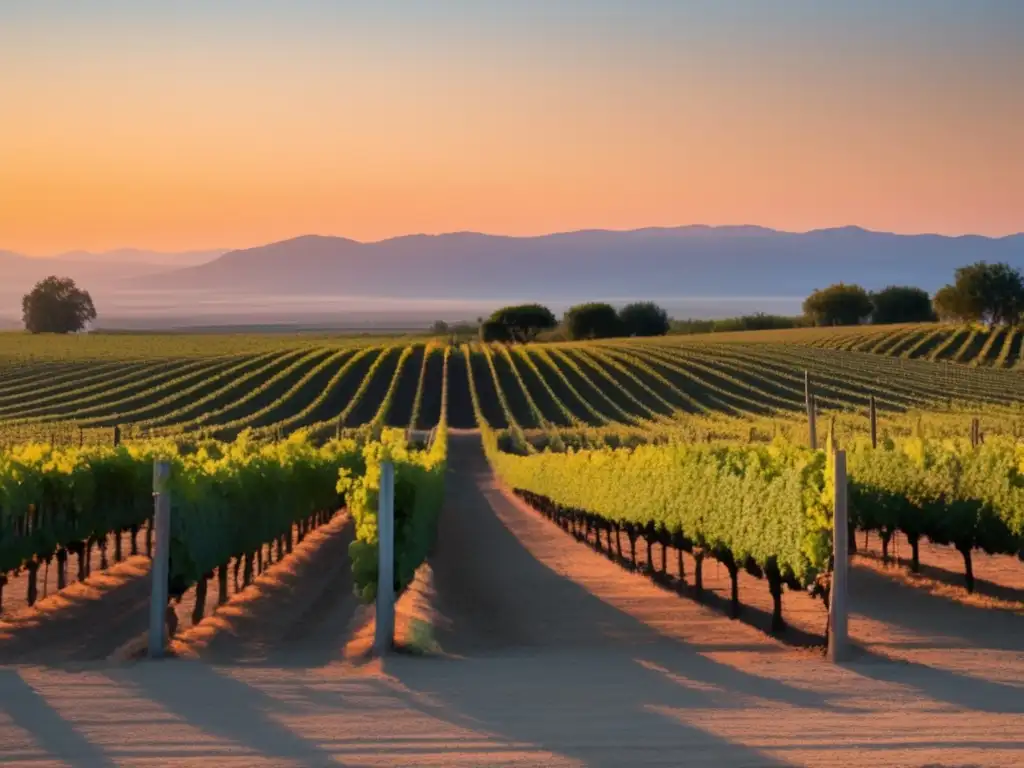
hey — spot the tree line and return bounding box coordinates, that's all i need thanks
[430,301,672,344]
[436,259,1024,345]
[803,261,1024,327]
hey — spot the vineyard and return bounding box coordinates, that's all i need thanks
[1,327,1023,765]
[2,328,1024,447]
[710,321,1024,368]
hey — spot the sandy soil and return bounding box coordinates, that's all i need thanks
[1,433,1023,766]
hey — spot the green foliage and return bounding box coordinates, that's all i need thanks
[803,283,873,327]
[487,304,557,343]
[22,276,97,334]
[564,302,622,341]
[166,431,362,587]
[479,319,513,342]
[484,426,833,587]
[934,262,1024,326]
[669,313,805,335]
[0,432,365,590]
[847,436,1024,557]
[870,286,935,324]
[340,425,448,602]
[618,302,670,337]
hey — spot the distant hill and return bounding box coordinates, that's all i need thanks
[144,227,1024,301]
[53,248,226,267]
[3,226,1024,327]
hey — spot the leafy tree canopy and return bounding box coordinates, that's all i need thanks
[22,276,97,334]
[870,286,935,325]
[933,262,1024,326]
[564,302,622,340]
[802,283,873,327]
[479,319,513,342]
[619,301,670,337]
[487,303,556,343]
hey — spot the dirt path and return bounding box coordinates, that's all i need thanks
[1,433,1023,766]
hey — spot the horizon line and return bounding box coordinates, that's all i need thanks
[13,222,1024,258]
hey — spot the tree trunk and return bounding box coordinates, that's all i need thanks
[615,526,622,558]
[726,561,740,618]
[26,561,39,607]
[0,575,5,614]
[43,558,51,598]
[881,531,892,565]
[958,544,975,593]
[114,531,123,562]
[56,549,67,590]
[693,552,704,599]
[243,552,254,587]
[84,540,94,576]
[676,546,685,583]
[217,564,229,605]
[130,525,139,556]
[848,521,857,555]
[276,536,284,561]
[627,532,637,567]
[76,547,87,582]
[256,547,263,575]
[645,538,653,571]
[192,576,208,624]
[768,567,785,633]
[908,535,921,573]
[660,542,668,574]
[146,517,154,558]
[99,536,109,571]
[286,525,294,554]
[233,557,242,591]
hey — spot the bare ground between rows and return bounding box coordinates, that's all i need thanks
[136,512,363,666]
[854,528,1024,611]
[0,514,353,666]
[416,433,801,658]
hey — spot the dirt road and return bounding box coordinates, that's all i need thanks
[1,433,1023,766]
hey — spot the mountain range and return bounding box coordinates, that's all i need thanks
[1,227,1022,327]
[140,226,1024,300]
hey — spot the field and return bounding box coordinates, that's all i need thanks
[2,324,1024,447]
[1,324,1023,766]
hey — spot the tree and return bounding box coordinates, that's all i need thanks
[486,304,556,343]
[564,302,622,340]
[22,276,97,334]
[479,319,513,342]
[619,301,670,337]
[430,320,450,334]
[933,262,1024,326]
[870,286,935,324]
[802,283,872,326]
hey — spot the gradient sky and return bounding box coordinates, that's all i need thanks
[1,1,1022,254]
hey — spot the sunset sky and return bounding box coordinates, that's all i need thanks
[1,1,1022,255]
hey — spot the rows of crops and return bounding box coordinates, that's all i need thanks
[740,322,1024,368]
[0,424,447,622]
[2,332,1024,446]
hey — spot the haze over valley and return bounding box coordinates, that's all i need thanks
[2,226,1021,329]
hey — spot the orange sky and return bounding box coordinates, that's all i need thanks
[1,2,1021,255]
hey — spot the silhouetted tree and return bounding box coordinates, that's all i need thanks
[486,304,556,343]
[479,319,513,342]
[870,286,935,324]
[619,302,670,336]
[22,276,97,334]
[802,283,872,326]
[564,303,622,340]
[933,262,1024,326]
